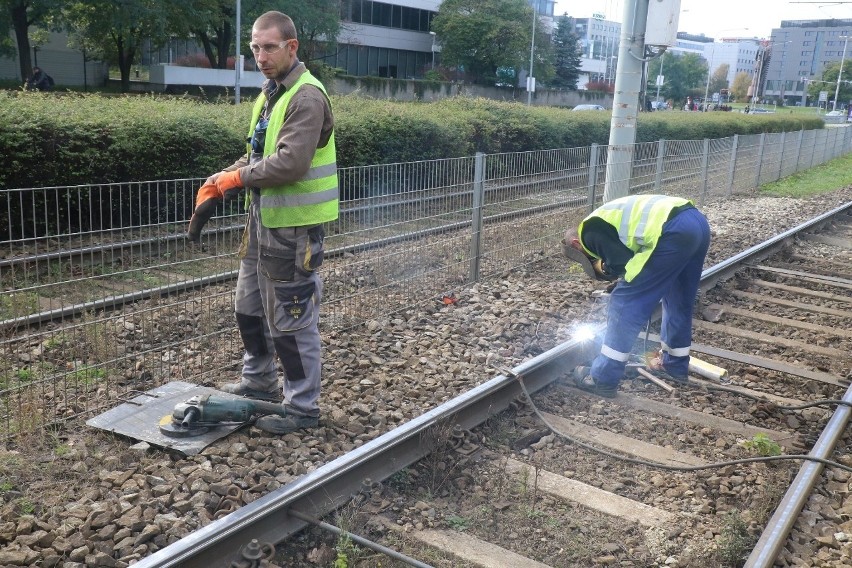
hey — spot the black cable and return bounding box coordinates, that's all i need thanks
[515,377,852,474]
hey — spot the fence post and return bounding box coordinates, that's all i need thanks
[700,139,710,207]
[776,131,786,182]
[795,128,804,174]
[754,133,766,190]
[468,152,485,283]
[587,143,599,213]
[726,135,738,197]
[654,139,666,193]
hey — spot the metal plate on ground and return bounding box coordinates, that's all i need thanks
[86,381,247,456]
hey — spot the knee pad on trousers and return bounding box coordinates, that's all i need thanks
[235,312,268,357]
[273,335,307,382]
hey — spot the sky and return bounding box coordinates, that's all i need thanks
[553,0,852,40]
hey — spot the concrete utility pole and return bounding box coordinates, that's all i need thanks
[603,0,650,202]
[527,0,538,105]
[235,0,241,104]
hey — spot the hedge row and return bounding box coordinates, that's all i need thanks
[0,90,824,190]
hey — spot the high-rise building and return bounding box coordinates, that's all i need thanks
[765,18,852,106]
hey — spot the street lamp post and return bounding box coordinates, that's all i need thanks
[833,35,850,112]
[703,44,715,111]
[526,0,537,105]
[429,31,436,70]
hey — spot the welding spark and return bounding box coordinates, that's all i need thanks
[572,323,597,343]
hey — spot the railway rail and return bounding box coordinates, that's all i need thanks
[123,202,852,567]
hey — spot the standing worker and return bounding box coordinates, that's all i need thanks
[562,195,711,397]
[188,11,338,433]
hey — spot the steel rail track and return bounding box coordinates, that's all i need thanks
[134,202,852,567]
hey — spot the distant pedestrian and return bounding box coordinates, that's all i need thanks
[26,66,53,91]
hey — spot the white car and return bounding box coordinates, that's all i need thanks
[572,104,606,111]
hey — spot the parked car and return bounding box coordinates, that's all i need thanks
[572,104,606,111]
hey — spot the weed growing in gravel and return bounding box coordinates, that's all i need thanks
[446,514,469,530]
[714,509,755,567]
[417,421,462,496]
[739,433,782,457]
[16,497,36,515]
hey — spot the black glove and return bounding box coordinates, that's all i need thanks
[592,259,619,282]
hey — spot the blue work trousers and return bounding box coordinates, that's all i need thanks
[590,207,711,386]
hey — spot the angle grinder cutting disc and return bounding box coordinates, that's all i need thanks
[158,414,209,437]
[561,239,598,280]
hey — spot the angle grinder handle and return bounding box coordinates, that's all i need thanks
[180,406,201,428]
[250,400,288,417]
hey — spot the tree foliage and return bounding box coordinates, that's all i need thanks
[64,0,189,92]
[807,61,852,107]
[431,0,538,84]
[710,63,729,93]
[646,51,708,104]
[551,14,581,89]
[731,71,752,102]
[0,0,67,81]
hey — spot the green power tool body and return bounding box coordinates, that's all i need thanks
[159,394,286,437]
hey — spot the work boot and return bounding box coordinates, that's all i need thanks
[219,381,280,402]
[255,408,318,434]
[572,366,618,398]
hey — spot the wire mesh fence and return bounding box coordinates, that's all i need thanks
[2,126,850,439]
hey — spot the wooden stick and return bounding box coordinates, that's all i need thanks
[636,367,675,393]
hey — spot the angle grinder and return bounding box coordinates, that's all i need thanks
[159,394,287,437]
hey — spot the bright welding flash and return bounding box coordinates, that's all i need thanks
[572,323,597,343]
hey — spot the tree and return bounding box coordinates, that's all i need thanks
[179,0,235,70]
[0,0,67,82]
[646,51,707,105]
[431,0,537,85]
[709,62,729,94]
[807,61,852,108]
[730,71,752,102]
[551,14,581,89]
[64,0,181,92]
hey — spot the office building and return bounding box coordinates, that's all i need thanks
[765,18,852,106]
[573,15,621,89]
[330,0,554,80]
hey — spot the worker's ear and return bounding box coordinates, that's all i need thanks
[569,236,583,251]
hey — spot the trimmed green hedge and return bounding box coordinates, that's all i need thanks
[0,90,825,190]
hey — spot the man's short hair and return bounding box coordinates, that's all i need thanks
[254,11,297,41]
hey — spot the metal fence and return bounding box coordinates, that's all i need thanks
[2,126,851,439]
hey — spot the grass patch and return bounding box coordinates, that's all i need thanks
[761,151,852,197]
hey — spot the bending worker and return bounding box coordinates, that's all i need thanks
[188,11,337,434]
[563,194,711,397]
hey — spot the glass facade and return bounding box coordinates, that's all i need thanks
[343,1,435,32]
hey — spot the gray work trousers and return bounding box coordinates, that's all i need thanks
[234,199,325,416]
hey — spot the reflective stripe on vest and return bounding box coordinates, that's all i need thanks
[578,195,693,282]
[247,71,339,228]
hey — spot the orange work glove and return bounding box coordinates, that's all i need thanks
[187,174,242,242]
[215,169,243,193]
